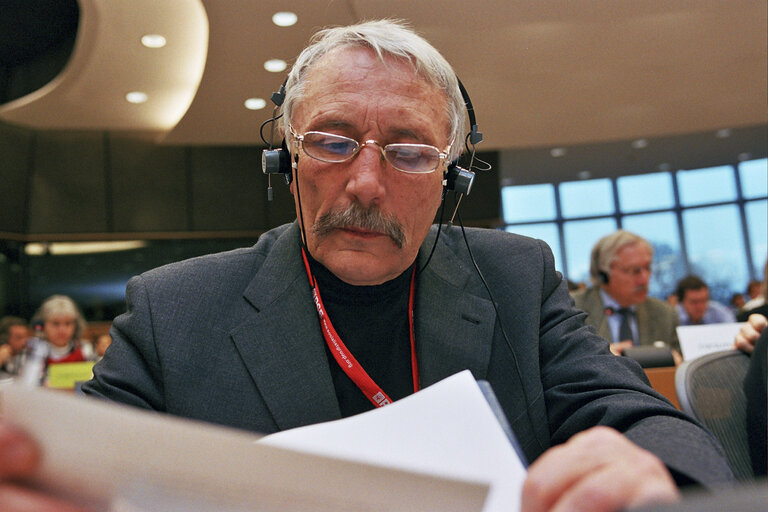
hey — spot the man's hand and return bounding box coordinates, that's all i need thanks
[733,313,767,354]
[522,427,679,512]
[609,340,634,356]
[0,423,91,512]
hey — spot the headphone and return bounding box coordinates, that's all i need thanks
[598,270,610,284]
[261,76,481,196]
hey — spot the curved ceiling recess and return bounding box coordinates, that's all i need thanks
[0,0,208,135]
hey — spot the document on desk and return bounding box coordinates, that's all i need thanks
[677,322,744,361]
[259,370,527,512]
[1,370,523,511]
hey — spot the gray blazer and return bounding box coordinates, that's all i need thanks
[572,286,680,351]
[83,223,731,487]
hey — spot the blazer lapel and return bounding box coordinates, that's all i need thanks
[231,224,341,431]
[414,230,497,387]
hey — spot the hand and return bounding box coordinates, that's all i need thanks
[0,423,92,512]
[0,345,11,366]
[522,426,679,512]
[733,313,767,355]
[609,340,634,356]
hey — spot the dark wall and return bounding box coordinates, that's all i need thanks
[0,120,501,238]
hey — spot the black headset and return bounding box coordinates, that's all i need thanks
[261,76,481,197]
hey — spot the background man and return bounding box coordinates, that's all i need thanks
[573,230,680,357]
[675,275,736,325]
[0,20,731,512]
[0,316,29,375]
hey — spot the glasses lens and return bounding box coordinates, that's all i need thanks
[385,144,440,173]
[302,132,358,162]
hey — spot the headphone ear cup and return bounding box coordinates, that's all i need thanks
[599,270,610,284]
[261,138,292,181]
[444,160,475,196]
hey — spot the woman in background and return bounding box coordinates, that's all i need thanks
[32,295,93,365]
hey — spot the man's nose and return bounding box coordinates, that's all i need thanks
[345,142,387,205]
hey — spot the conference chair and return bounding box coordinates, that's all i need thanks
[675,349,753,481]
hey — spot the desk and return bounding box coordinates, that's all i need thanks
[644,366,680,409]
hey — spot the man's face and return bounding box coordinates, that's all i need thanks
[289,47,448,285]
[603,242,652,307]
[7,325,29,352]
[681,287,709,323]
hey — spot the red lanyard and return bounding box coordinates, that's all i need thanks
[301,247,419,408]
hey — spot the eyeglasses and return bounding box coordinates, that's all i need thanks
[289,126,451,174]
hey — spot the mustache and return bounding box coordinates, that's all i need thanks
[312,203,406,248]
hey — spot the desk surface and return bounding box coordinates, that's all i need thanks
[644,366,679,409]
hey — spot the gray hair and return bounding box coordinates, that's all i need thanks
[32,294,87,341]
[282,19,467,161]
[589,230,653,285]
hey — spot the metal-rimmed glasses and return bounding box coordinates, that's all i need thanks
[289,125,451,174]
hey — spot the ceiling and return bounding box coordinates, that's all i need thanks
[0,0,766,174]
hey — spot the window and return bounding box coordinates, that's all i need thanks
[559,179,614,218]
[501,159,768,302]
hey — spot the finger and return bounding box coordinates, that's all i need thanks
[522,427,620,511]
[0,425,41,478]
[549,451,679,512]
[748,313,768,331]
[0,483,93,512]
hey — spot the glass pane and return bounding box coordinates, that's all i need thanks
[563,217,617,285]
[739,158,768,199]
[506,223,562,273]
[677,165,737,206]
[745,199,767,276]
[682,205,748,303]
[622,212,684,299]
[559,179,615,218]
[616,172,675,213]
[501,184,556,223]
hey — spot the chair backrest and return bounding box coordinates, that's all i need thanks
[675,349,754,481]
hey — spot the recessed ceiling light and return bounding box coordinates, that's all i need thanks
[125,91,148,104]
[577,170,592,180]
[244,98,267,110]
[738,152,752,161]
[550,147,567,158]
[631,138,648,149]
[272,12,298,27]
[264,59,287,72]
[658,162,672,172]
[141,34,167,48]
[715,128,732,138]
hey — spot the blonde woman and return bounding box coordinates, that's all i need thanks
[31,295,92,365]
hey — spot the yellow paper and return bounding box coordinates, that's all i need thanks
[46,361,95,389]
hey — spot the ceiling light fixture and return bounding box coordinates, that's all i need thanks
[25,240,148,256]
[550,147,567,158]
[631,138,648,149]
[715,128,732,138]
[141,34,167,48]
[244,98,267,110]
[125,91,148,104]
[272,12,298,27]
[264,59,287,73]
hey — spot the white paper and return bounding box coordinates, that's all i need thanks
[1,382,489,511]
[260,370,527,512]
[676,322,744,361]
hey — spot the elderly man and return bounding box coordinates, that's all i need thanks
[0,20,731,512]
[573,230,680,357]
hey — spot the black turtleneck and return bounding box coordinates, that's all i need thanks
[307,255,414,417]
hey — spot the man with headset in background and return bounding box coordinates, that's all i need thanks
[573,230,681,362]
[0,20,732,512]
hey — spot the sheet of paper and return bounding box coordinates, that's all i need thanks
[1,383,488,512]
[260,370,527,512]
[676,322,744,361]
